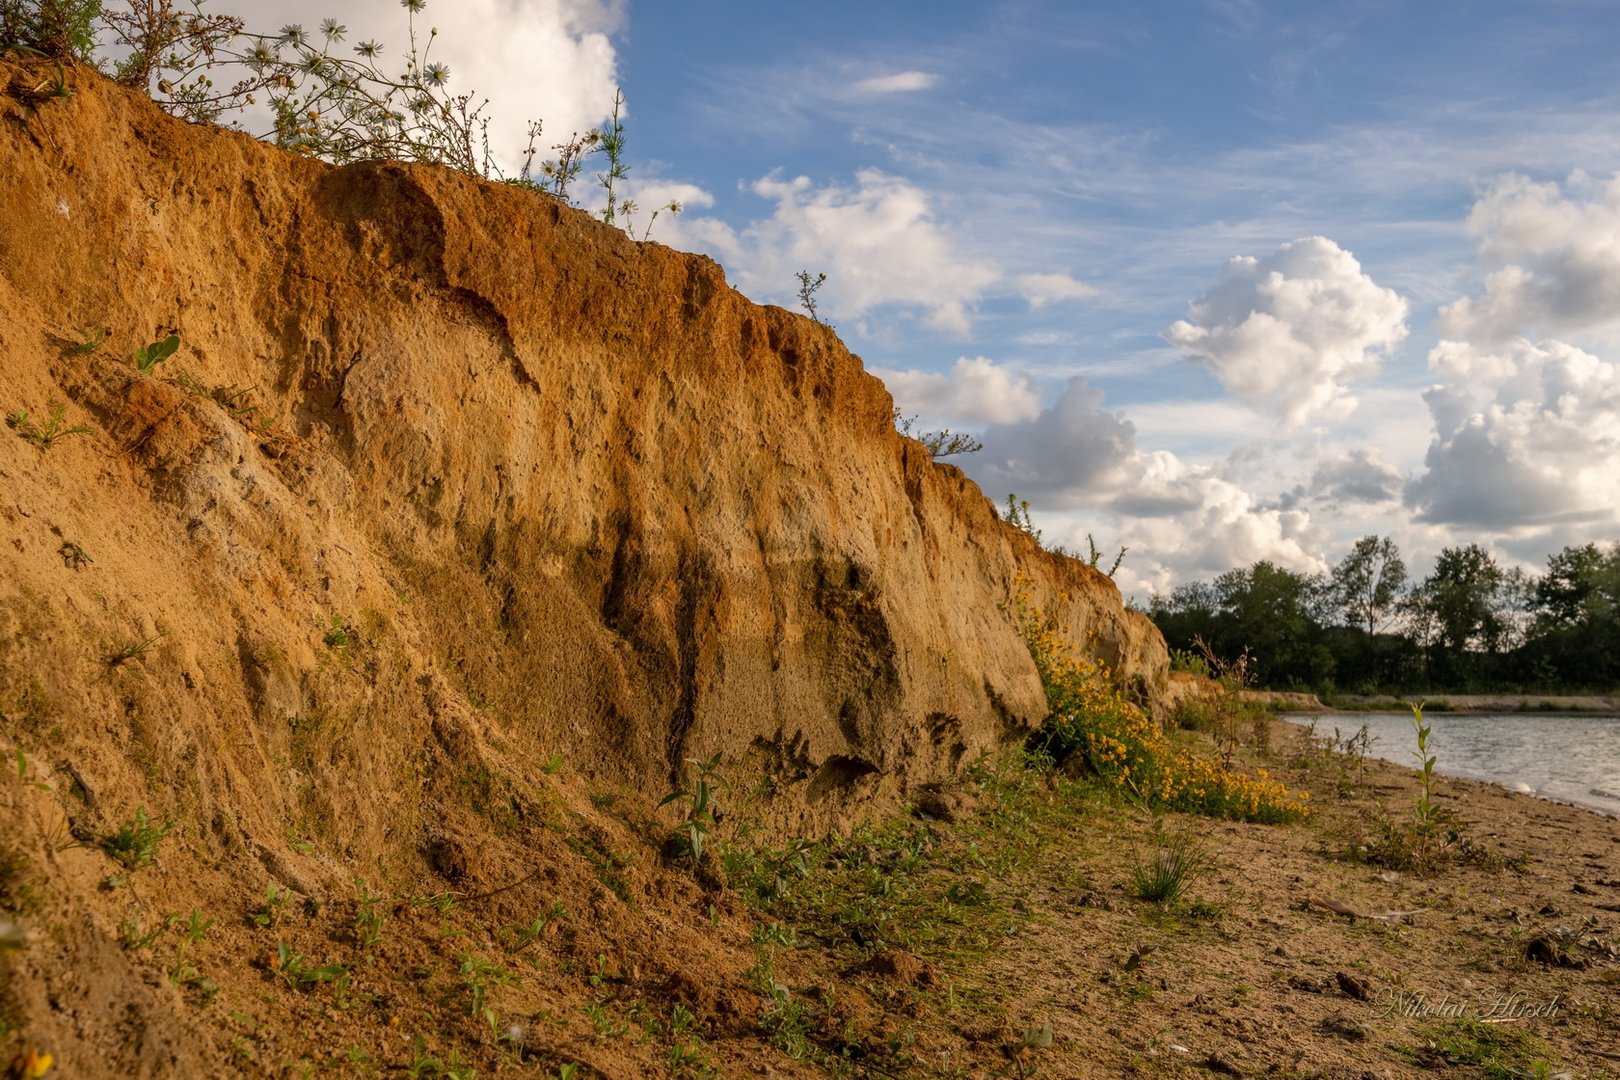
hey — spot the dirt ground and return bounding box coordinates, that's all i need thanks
[7,714,1618,1079]
[726,716,1620,1079]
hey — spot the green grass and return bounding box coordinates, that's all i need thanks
[7,404,90,447]
[1401,1017,1560,1078]
[1128,817,1208,905]
[101,807,172,871]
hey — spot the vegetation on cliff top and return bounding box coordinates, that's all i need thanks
[1,0,682,236]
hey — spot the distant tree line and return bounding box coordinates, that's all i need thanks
[1148,538,1620,694]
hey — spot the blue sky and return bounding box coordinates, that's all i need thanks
[232,0,1620,597]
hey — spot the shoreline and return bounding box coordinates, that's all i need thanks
[1243,690,1620,715]
[1288,718,1620,823]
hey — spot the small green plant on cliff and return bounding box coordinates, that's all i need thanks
[595,87,628,224]
[273,941,346,991]
[659,752,725,863]
[1003,494,1042,544]
[457,951,517,1032]
[134,332,180,374]
[353,881,386,948]
[893,409,983,458]
[1084,532,1128,578]
[7,404,90,447]
[321,614,353,649]
[795,269,829,325]
[102,806,173,871]
[107,631,164,671]
[68,323,108,355]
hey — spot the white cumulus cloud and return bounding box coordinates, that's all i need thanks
[968,378,1140,508]
[872,357,1042,425]
[1440,172,1620,342]
[1164,236,1409,426]
[660,170,999,336]
[1406,337,1620,531]
[1112,462,1326,589]
[960,378,1325,590]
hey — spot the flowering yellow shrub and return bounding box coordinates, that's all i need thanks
[1014,585,1307,824]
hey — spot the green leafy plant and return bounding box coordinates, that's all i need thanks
[456,951,516,1028]
[999,1021,1053,1079]
[12,749,50,793]
[668,1038,716,1078]
[119,912,176,950]
[405,1035,475,1080]
[7,404,90,447]
[507,901,568,953]
[273,941,345,990]
[581,1001,629,1039]
[102,807,173,871]
[585,952,610,988]
[595,87,627,224]
[320,614,353,649]
[178,908,212,951]
[659,752,725,863]
[251,882,290,929]
[1336,703,1487,873]
[134,332,180,374]
[795,269,829,324]
[354,881,386,949]
[1409,702,1440,832]
[67,324,107,354]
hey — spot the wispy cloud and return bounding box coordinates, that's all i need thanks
[852,71,939,94]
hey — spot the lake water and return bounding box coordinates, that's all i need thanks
[1297,711,1620,819]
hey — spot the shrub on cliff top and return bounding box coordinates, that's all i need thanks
[3,0,680,236]
[1012,580,1308,824]
[1,0,98,60]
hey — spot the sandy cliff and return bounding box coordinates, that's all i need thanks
[0,62,1165,1074]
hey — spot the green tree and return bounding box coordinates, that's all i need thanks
[1525,542,1620,687]
[1408,544,1508,685]
[1210,561,1333,688]
[1331,535,1407,636]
